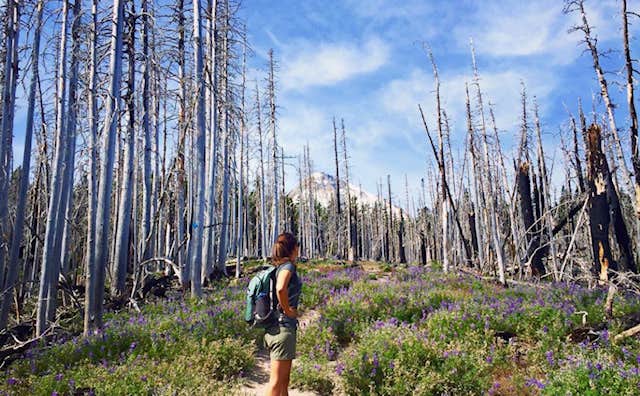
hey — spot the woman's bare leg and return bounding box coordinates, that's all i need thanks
[267,359,292,396]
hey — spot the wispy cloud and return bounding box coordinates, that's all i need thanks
[380,66,557,140]
[280,37,389,91]
[452,0,620,63]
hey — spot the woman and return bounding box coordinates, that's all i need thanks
[265,232,302,396]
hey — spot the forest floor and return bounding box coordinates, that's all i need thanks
[1,260,640,395]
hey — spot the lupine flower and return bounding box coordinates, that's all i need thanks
[546,350,554,366]
[525,378,546,389]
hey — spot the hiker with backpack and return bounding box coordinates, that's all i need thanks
[245,232,302,396]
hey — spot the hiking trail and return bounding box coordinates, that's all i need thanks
[234,309,320,396]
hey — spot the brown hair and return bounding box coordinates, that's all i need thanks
[271,232,298,264]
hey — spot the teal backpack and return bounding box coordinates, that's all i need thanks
[244,265,278,327]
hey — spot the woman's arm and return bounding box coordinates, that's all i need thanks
[276,268,297,318]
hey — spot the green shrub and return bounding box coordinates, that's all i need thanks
[339,324,491,396]
[290,357,335,395]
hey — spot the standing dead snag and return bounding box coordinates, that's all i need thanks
[342,119,357,261]
[516,88,545,277]
[418,105,472,264]
[90,0,126,332]
[0,0,42,331]
[517,162,544,276]
[586,124,615,281]
[332,118,342,257]
[622,0,640,263]
[565,0,634,201]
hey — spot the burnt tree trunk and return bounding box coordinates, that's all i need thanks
[398,209,406,263]
[586,124,617,281]
[517,162,545,276]
[468,205,479,258]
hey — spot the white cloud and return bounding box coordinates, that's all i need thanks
[453,0,619,64]
[280,38,389,91]
[379,66,557,147]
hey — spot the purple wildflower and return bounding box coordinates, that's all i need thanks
[546,350,554,366]
[525,378,546,390]
[55,373,63,382]
[7,378,16,386]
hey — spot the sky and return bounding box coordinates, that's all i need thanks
[239,0,637,204]
[6,0,635,209]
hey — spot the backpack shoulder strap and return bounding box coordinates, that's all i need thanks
[269,266,278,311]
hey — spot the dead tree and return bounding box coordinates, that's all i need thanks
[113,3,136,297]
[90,0,125,332]
[342,119,356,261]
[332,117,342,257]
[471,44,506,284]
[586,124,616,281]
[37,0,71,336]
[83,0,99,336]
[0,0,20,286]
[622,0,640,260]
[517,88,545,277]
[0,0,41,331]
[565,0,634,199]
[191,0,207,296]
[419,105,472,264]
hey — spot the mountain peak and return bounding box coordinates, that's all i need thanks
[288,171,404,215]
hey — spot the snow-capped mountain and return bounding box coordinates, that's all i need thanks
[288,172,404,216]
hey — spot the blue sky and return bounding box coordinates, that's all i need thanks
[240,0,636,203]
[7,0,634,208]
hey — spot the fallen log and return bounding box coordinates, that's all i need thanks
[614,323,640,343]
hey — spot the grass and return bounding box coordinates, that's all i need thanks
[1,261,639,395]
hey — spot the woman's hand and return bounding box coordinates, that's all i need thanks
[284,307,298,319]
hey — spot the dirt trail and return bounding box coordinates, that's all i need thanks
[234,310,320,396]
[235,263,390,395]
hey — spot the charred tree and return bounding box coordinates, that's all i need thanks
[586,124,616,281]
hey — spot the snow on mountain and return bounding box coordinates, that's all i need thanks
[288,172,404,216]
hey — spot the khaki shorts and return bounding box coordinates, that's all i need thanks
[264,326,297,360]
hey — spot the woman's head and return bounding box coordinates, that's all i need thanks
[272,232,299,264]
